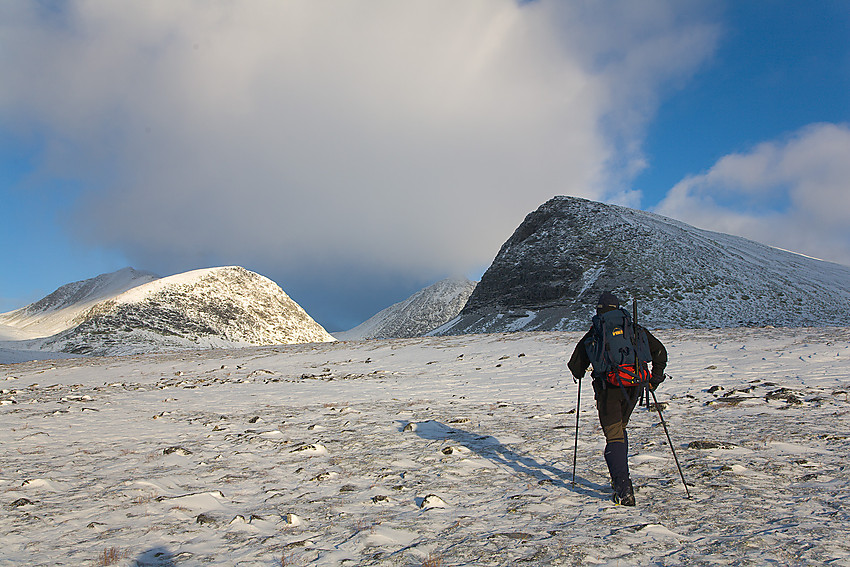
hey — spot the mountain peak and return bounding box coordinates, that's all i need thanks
[337,277,477,340]
[437,196,850,333]
[2,266,334,356]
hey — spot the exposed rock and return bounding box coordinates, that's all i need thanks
[163,446,193,456]
[688,440,738,450]
[420,494,447,509]
[766,388,804,405]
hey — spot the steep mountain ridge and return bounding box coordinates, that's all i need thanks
[435,196,850,333]
[3,267,334,357]
[337,277,477,340]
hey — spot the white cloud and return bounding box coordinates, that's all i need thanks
[0,1,719,284]
[655,123,850,266]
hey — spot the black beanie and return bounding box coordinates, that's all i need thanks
[596,291,621,314]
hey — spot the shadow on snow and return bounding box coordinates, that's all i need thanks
[400,419,609,500]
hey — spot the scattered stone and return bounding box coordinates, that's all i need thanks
[708,385,724,393]
[247,369,275,379]
[195,513,216,526]
[766,388,803,405]
[163,446,193,456]
[339,485,357,493]
[290,443,328,456]
[420,494,447,509]
[285,513,303,526]
[403,422,417,432]
[311,471,339,482]
[248,416,260,423]
[441,446,469,455]
[688,440,738,450]
[705,396,757,406]
[371,494,392,505]
[489,532,533,541]
[285,539,313,549]
[9,498,35,508]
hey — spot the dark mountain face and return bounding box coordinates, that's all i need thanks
[437,196,850,333]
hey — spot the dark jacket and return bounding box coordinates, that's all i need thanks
[568,325,667,388]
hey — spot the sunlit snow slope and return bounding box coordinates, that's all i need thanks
[1,267,334,358]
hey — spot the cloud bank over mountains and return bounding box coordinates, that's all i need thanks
[0,2,717,278]
[3,2,848,327]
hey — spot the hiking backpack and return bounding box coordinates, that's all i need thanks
[583,307,652,388]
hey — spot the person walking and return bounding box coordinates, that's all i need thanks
[568,291,667,506]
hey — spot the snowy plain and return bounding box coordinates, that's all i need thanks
[2,328,849,566]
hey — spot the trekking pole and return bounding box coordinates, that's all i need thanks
[571,377,582,487]
[649,388,691,499]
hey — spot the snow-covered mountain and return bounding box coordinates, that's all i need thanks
[435,196,850,334]
[336,277,477,340]
[1,267,334,357]
[0,267,160,340]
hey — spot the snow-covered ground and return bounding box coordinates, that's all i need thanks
[1,328,849,566]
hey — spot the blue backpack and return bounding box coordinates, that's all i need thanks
[584,307,652,388]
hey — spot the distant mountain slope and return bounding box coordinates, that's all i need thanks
[336,277,477,340]
[3,267,335,357]
[0,267,160,339]
[435,196,850,334]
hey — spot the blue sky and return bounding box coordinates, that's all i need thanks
[1,1,849,331]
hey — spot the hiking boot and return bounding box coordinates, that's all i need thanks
[612,479,635,506]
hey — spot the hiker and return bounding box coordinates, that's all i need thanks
[568,291,667,506]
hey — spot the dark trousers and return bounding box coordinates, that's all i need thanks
[596,385,640,490]
[596,385,640,443]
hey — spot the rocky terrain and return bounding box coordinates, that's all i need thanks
[337,277,476,340]
[2,328,848,565]
[436,196,850,334]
